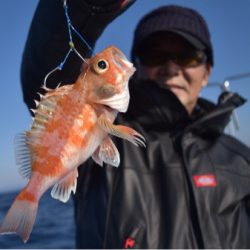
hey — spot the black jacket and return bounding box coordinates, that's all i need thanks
[21,0,250,248]
[74,80,250,249]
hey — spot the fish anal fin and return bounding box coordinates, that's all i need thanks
[92,147,103,167]
[92,136,120,167]
[51,169,78,203]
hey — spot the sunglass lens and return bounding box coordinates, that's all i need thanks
[175,51,206,67]
[140,50,206,67]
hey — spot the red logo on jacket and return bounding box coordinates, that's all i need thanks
[124,237,135,249]
[193,174,217,187]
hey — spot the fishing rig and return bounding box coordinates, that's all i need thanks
[207,71,250,135]
[43,0,94,87]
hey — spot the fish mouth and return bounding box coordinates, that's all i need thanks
[121,60,136,82]
[127,65,136,78]
[111,48,136,80]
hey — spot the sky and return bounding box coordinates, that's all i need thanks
[0,0,249,192]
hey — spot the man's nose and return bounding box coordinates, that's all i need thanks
[159,59,181,76]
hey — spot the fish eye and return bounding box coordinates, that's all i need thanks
[94,59,109,74]
[98,60,107,69]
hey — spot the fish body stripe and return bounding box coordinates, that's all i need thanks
[30,103,97,177]
[17,190,37,203]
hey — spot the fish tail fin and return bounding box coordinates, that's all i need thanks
[0,190,38,243]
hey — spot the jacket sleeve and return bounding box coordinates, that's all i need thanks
[20,0,135,112]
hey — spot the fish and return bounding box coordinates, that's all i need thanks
[0,46,145,243]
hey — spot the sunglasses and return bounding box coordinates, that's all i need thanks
[139,50,207,67]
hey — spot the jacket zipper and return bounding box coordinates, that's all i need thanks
[102,168,116,248]
[180,133,205,248]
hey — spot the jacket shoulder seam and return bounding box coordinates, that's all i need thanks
[219,135,250,163]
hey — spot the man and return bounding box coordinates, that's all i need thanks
[21,0,250,248]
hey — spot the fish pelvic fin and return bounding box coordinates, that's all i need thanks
[92,136,120,167]
[51,169,78,203]
[97,114,146,147]
[0,191,38,243]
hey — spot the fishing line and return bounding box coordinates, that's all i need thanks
[63,0,95,57]
[43,0,94,87]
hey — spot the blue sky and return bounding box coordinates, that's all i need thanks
[0,0,249,192]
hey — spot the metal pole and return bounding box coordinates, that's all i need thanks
[206,71,250,135]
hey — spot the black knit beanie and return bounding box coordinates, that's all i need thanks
[131,5,214,66]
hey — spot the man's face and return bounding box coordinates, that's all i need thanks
[138,32,212,114]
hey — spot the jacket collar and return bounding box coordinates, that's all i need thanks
[188,91,246,137]
[126,79,246,137]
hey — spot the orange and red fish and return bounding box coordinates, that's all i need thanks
[0,46,145,243]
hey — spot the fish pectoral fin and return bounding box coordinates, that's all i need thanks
[14,132,32,179]
[51,169,78,203]
[97,114,146,147]
[92,136,120,167]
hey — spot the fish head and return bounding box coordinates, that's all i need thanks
[84,46,136,112]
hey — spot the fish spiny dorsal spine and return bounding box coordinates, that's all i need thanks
[30,84,74,134]
[31,92,57,132]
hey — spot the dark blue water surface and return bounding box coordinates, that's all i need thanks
[0,190,75,249]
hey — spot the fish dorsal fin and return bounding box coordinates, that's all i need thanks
[92,136,120,167]
[14,132,32,179]
[51,169,78,203]
[29,84,74,142]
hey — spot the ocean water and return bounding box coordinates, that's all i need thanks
[0,190,75,249]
